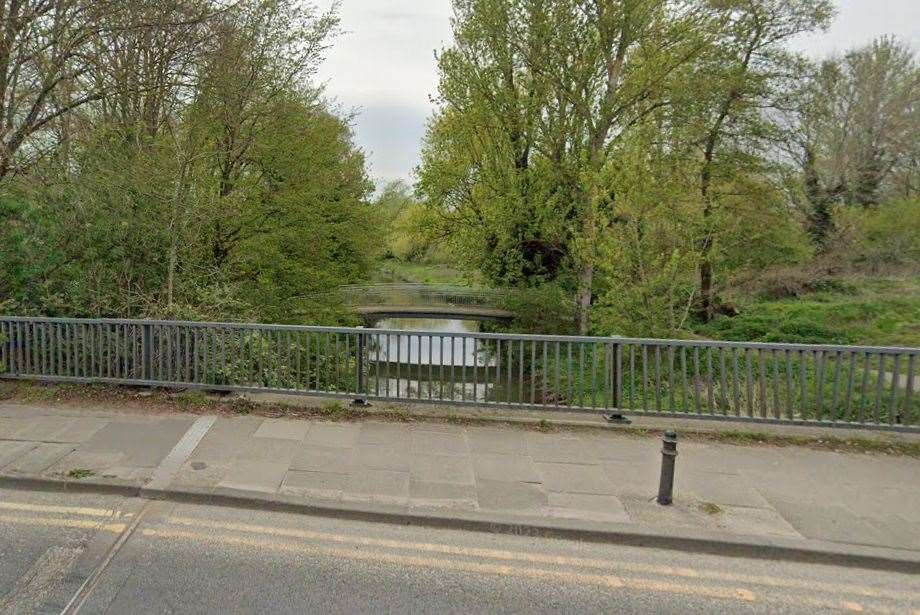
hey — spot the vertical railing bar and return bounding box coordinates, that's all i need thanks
[653,345,662,412]
[905,354,915,426]
[889,354,900,426]
[507,338,513,405]
[567,343,573,407]
[448,335,456,401]
[532,340,538,406]
[628,345,635,410]
[843,351,855,422]
[745,348,754,418]
[577,343,584,409]
[718,347,728,415]
[544,341,550,408]
[706,347,714,415]
[667,346,675,412]
[757,348,767,419]
[641,345,648,411]
[428,334,434,401]
[472,336,478,403]
[553,341,560,409]
[874,353,885,424]
[814,350,825,422]
[798,350,807,421]
[461,336,467,402]
[730,347,739,416]
[830,350,843,423]
[591,343,598,410]
[681,347,689,413]
[770,349,780,419]
[693,346,701,414]
[858,351,870,424]
[784,350,794,420]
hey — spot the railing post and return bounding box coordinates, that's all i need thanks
[657,430,678,505]
[353,326,369,406]
[142,323,153,381]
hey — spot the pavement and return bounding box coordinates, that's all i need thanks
[1,401,920,572]
[5,490,919,614]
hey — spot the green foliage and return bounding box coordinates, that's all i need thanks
[0,1,374,326]
[499,285,575,335]
[697,279,920,346]
[827,200,920,270]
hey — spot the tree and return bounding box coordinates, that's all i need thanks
[791,37,919,243]
[419,0,710,333]
[675,0,832,321]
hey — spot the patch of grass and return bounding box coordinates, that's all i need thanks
[698,276,920,346]
[370,259,475,285]
[320,400,347,419]
[535,419,555,433]
[67,468,95,479]
[700,502,722,515]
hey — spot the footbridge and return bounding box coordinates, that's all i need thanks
[340,284,515,323]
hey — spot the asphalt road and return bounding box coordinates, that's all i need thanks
[0,488,917,614]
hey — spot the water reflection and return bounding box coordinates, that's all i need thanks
[372,318,487,367]
[369,317,499,402]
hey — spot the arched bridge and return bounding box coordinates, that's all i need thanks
[339,284,515,323]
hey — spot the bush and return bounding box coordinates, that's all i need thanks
[828,199,920,271]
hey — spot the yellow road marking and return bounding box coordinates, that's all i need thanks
[165,515,916,602]
[141,527,756,603]
[0,501,123,518]
[0,514,125,533]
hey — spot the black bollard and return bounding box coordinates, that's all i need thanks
[657,430,678,505]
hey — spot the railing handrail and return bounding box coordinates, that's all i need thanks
[1,315,918,355]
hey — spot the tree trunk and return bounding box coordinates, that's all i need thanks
[576,261,593,335]
[698,149,715,323]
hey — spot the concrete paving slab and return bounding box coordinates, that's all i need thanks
[353,444,410,472]
[281,470,347,499]
[357,422,409,445]
[476,479,548,513]
[681,471,770,508]
[526,434,597,464]
[465,428,527,455]
[218,461,288,493]
[536,462,614,495]
[587,435,657,462]
[716,505,802,538]
[252,419,309,441]
[305,423,358,447]
[601,461,660,497]
[290,445,353,474]
[409,454,474,484]
[2,443,74,474]
[409,480,477,508]
[51,418,109,443]
[768,499,894,547]
[0,441,36,468]
[171,461,229,488]
[411,430,468,456]
[235,438,299,465]
[621,495,718,530]
[45,451,125,477]
[548,493,629,523]
[344,469,410,504]
[82,419,192,467]
[472,453,540,483]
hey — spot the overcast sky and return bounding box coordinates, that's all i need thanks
[316,0,920,189]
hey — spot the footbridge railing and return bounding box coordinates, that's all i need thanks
[1,316,917,432]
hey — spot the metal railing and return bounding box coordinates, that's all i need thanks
[1,316,918,432]
[338,284,512,308]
